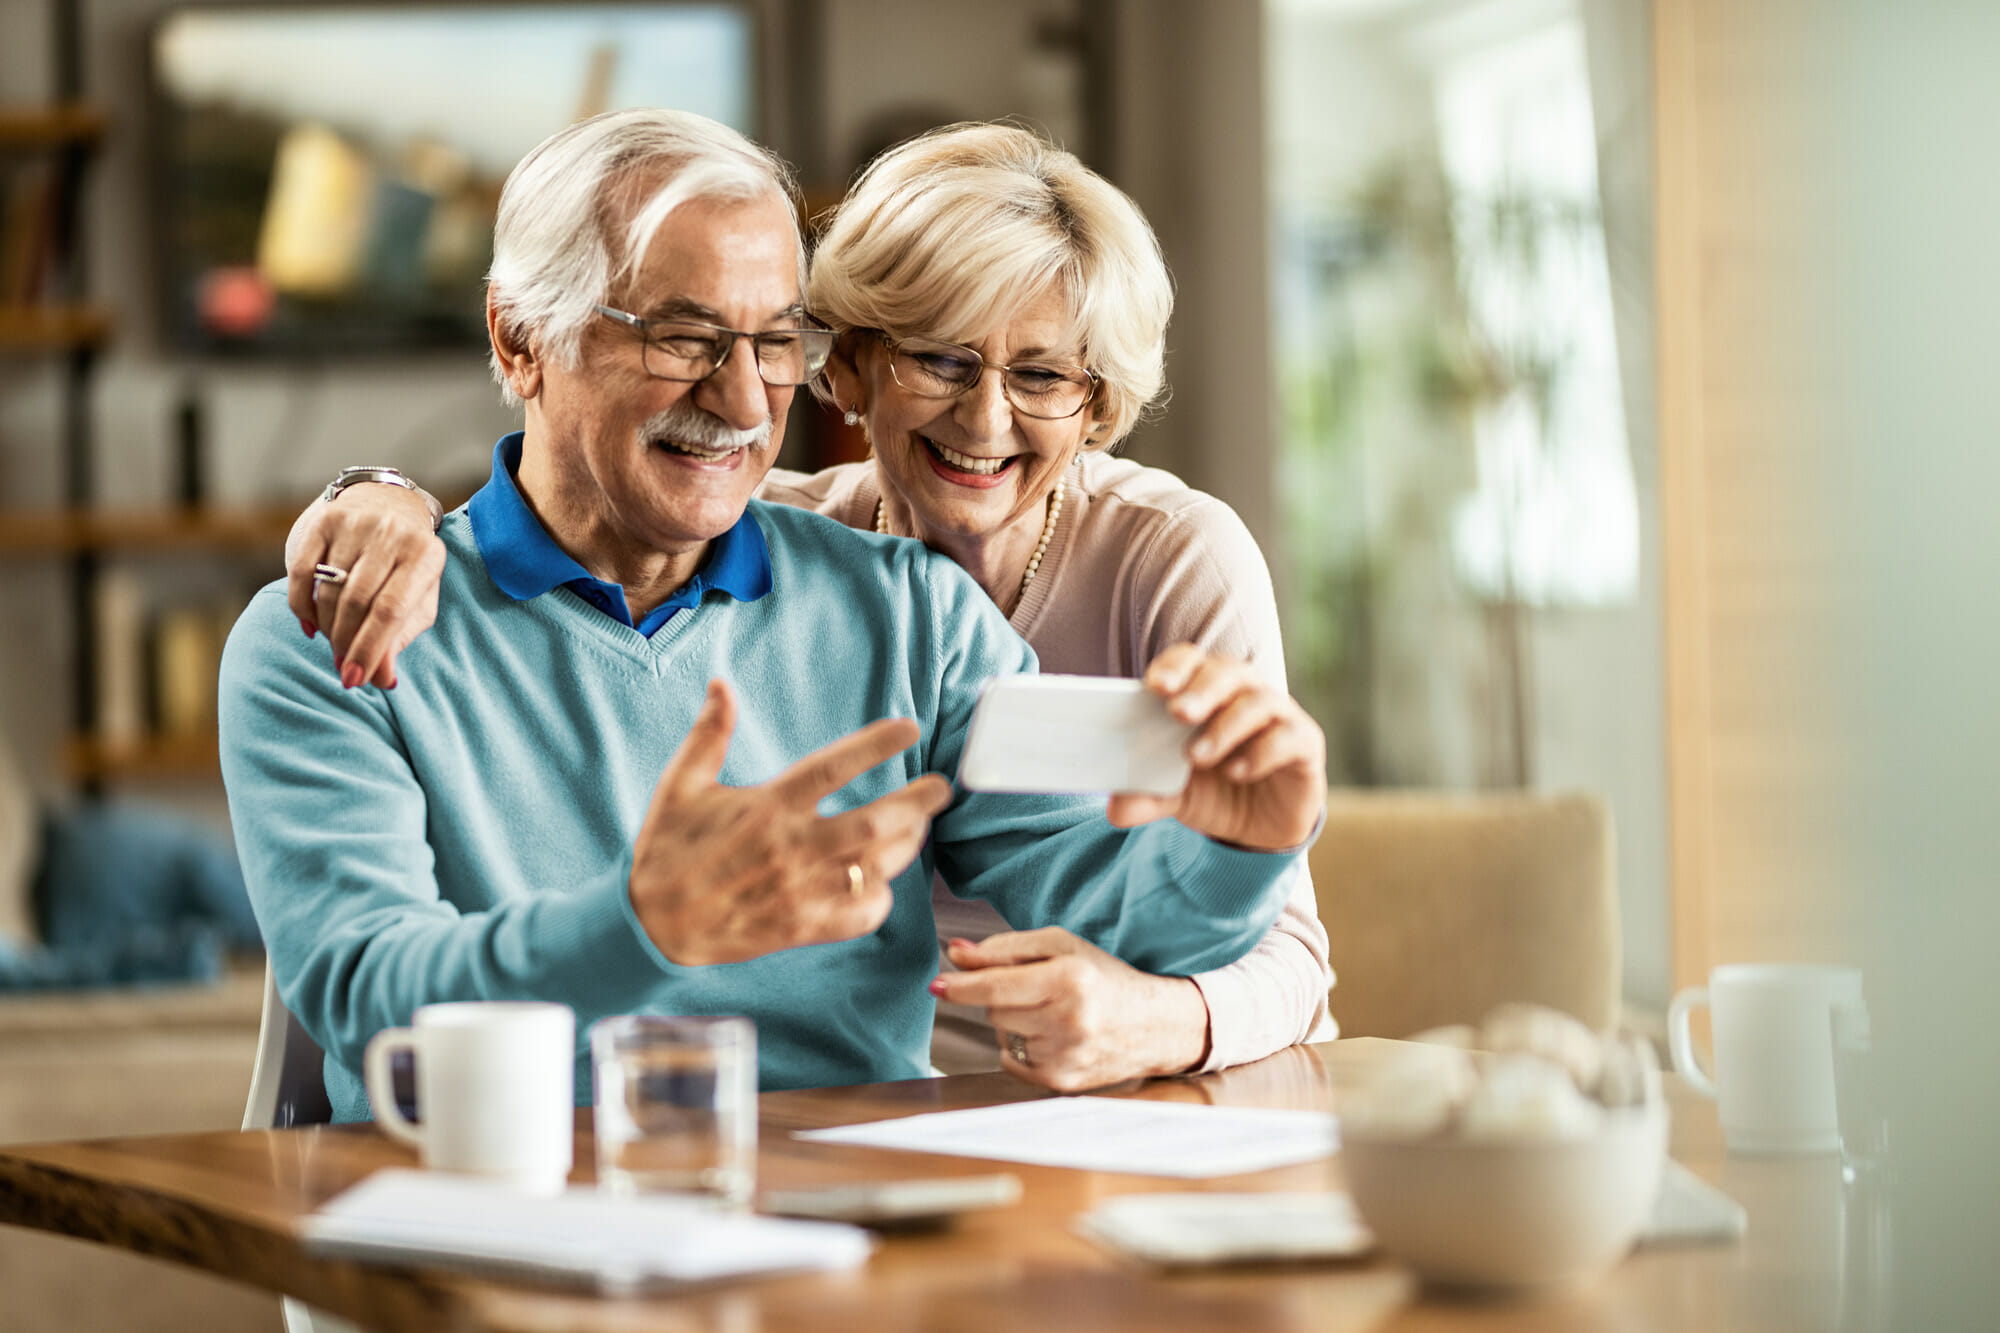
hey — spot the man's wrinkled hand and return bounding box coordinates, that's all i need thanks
[630,680,954,966]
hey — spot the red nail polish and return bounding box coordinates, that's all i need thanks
[301,620,316,639]
[340,662,363,690]
[927,976,948,997]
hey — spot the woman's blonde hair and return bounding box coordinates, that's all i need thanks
[807,122,1172,448]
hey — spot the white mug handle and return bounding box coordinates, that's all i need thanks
[1667,986,1719,1099]
[365,1027,424,1150]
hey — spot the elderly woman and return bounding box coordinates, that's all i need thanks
[286,123,1332,1092]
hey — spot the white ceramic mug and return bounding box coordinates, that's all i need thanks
[364,1001,576,1193]
[1668,964,1863,1154]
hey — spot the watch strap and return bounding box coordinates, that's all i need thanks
[321,466,443,533]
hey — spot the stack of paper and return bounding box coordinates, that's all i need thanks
[302,1169,872,1292]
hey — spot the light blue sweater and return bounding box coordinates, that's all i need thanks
[220,501,1299,1120]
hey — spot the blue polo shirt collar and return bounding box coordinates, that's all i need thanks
[467,432,772,636]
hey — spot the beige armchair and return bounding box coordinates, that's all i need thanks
[1310,790,1620,1039]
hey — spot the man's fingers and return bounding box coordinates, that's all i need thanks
[785,869,898,949]
[649,680,738,810]
[775,716,923,803]
[811,773,952,874]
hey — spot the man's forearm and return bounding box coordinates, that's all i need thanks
[939,806,1301,979]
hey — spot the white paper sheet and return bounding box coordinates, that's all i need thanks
[301,1169,872,1291]
[794,1097,1339,1178]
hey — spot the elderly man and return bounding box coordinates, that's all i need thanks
[219,109,1325,1118]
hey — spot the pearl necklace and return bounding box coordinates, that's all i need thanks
[874,476,1066,602]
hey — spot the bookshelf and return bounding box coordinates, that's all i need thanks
[0,504,303,555]
[0,104,103,148]
[0,503,301,780]
[0,303,109,348]
[0,105,102,334]
[63,732,222,784]
[2,2,141,787]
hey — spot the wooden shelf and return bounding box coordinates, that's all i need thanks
[0,304,112,350]
[0,104,104,150]
[0,504,304,556]
[64,732,220,782]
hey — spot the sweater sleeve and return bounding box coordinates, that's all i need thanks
[1122,497,1337,1064]
[218,586,671,1083]
[915,555,1300,977]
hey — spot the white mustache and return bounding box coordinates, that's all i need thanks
[640,402,772,452]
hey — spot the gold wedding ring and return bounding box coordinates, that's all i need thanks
[847,863,865,898]
[1005,1031,1032,1066]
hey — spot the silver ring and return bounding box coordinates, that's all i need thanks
[847,863,865,898]
[312,562,350,589]
[1005,1031,1031,1066]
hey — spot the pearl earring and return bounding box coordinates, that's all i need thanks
[843,409,861,426]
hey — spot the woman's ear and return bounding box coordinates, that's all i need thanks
[486,291,543,400]
[824,330,868,419]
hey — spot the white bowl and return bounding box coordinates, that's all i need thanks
[1340,1101,1668,1294]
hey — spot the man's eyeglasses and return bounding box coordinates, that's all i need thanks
[878,332,1099,421]
[594,304,833,386]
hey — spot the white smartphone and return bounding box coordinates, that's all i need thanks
[958,674,1195,796]
[760,1174,1022,1228]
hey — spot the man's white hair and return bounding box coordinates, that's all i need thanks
[487,108,804,403]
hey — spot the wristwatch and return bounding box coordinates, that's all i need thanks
[321,466,443,533]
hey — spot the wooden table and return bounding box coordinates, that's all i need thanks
[0,1039,1864,1332]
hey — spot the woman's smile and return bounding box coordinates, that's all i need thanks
[923,436,1019,486]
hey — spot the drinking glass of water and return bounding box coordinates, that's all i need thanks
[1830,998,1887,1184]
[590,1015,756,1208]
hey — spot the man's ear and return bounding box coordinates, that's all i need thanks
[486,291,543,400]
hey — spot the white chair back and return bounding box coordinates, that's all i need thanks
[241,963,334,1131]
[241,963,357,1333]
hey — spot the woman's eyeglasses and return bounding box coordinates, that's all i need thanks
[878,332,1098,420]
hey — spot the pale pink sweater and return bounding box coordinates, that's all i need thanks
[757,452,1334,1071]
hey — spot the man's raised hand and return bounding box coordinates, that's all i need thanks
[629,680,954,965]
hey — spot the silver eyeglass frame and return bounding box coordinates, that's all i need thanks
[876,331,1100,421]
[593,304,833,386]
